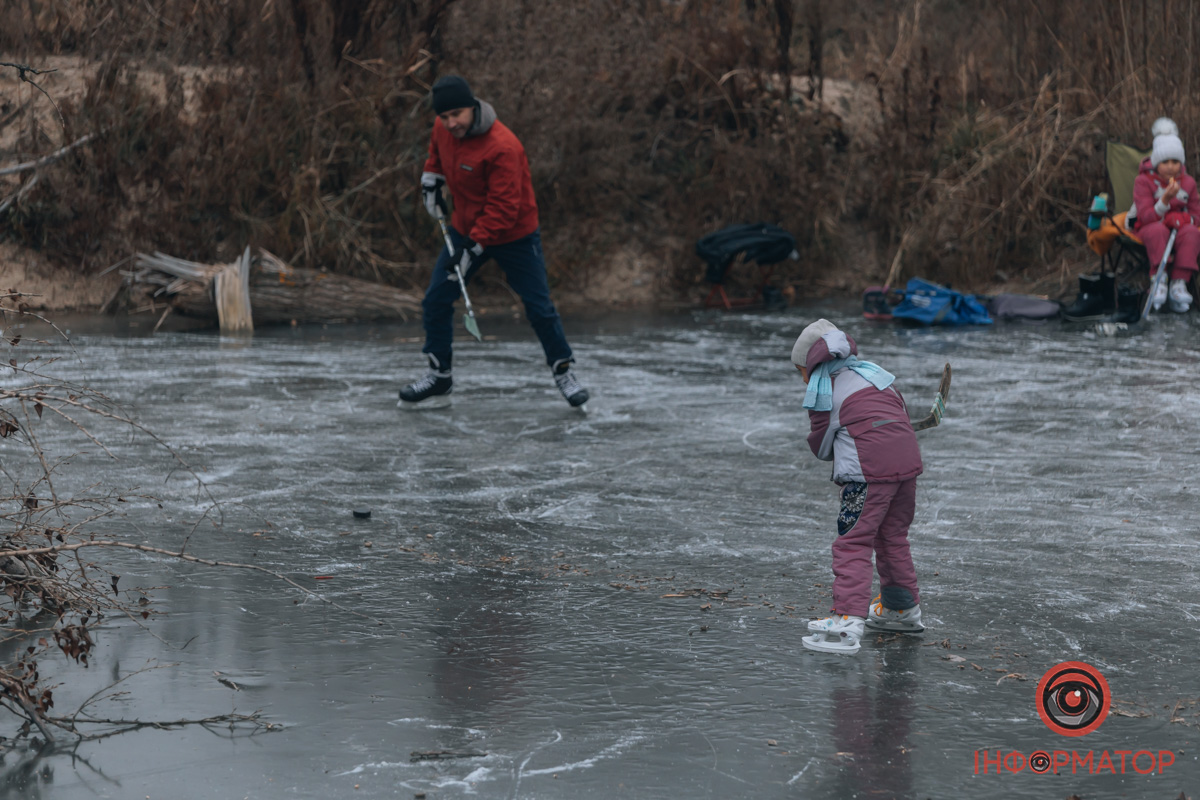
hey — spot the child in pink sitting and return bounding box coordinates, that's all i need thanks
[1131,118,1200,312]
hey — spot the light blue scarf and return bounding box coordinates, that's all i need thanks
[802,356,895,411]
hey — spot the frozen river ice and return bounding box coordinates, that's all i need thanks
[2,304,1198,799]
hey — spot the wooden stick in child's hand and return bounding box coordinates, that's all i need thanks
[911,363,951,432]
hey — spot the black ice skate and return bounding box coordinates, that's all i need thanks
[398,355,452,410]
[552,359,589,410]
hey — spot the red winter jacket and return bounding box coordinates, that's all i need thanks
[804,331,923,485]
[1131,157,1200,231]
[423,100,539,246]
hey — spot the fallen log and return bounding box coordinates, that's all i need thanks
[127,249,420,326]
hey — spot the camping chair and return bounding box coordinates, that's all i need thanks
[696,223,798,310]
[1086,140,1150,284]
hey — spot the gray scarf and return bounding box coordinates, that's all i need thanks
[465,100,497,138]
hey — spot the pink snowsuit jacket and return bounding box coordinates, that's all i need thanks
[1131,157,1200,231]
[804,331,923,485]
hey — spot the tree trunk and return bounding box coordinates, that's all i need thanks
[160,265,420,325]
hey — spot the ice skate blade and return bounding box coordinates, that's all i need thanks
[572,402,588,415]
[398,395,452,411]
[801,633,861,655]
[865,620,925,633]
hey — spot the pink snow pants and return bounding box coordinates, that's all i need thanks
[831,478,920,618]
[1139,221,1200,280]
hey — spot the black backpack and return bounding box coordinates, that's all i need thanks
[696,223,797,284]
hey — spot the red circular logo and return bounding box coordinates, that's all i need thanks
[1036,661,1110,737]
[1029,750,1052,773]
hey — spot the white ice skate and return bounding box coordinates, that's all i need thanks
[801,615,865,655]
[866,596,925,633]
[1168,279,1193,313]
[1151,279,1169,311]
[807,616,843,633]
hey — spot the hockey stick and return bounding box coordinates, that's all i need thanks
[1140,227,1176,321]
[910,362,951,431]
[434,209,483,342]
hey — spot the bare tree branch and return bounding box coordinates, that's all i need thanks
[0,676,56,744]
[0,174,40,217]
[0,62,58,80]
[0,134,96,177]
[0,61,65,133]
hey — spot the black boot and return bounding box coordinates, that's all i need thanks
[762,284,787,311]
[552,358,589,408]
[398,354,453,409]
[1111,284,1144,323]
[1063,273,1115,321]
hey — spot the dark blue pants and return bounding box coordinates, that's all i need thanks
[422,227,572,369]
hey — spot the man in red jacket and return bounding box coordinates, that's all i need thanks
[399,76,589,410]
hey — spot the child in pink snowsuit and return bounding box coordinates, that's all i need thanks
[1131,121,1199,312]
[793,320,924,656]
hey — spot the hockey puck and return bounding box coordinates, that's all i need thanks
[352,508,371,519]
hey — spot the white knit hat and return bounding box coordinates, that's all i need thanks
[1152,134,1186,167]
[791,319,839,367]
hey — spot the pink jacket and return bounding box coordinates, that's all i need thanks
[1132,157,1200,231]
[804,331,923,485]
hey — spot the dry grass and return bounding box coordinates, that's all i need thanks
[2,0,1199,301]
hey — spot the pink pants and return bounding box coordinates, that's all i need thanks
[831,478,920,618]
[1139,221,1200,280]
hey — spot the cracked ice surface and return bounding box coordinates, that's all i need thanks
[6,305,1200,798]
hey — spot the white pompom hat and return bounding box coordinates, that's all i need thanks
[1152,134,1186,167]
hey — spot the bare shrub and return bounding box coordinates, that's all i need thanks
[5,0,1200,300]
[2,0,459,291]
[0,293,287,744]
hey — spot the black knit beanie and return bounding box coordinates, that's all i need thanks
[431,76,476,114]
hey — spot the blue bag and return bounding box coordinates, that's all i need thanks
[890,278,993,326]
